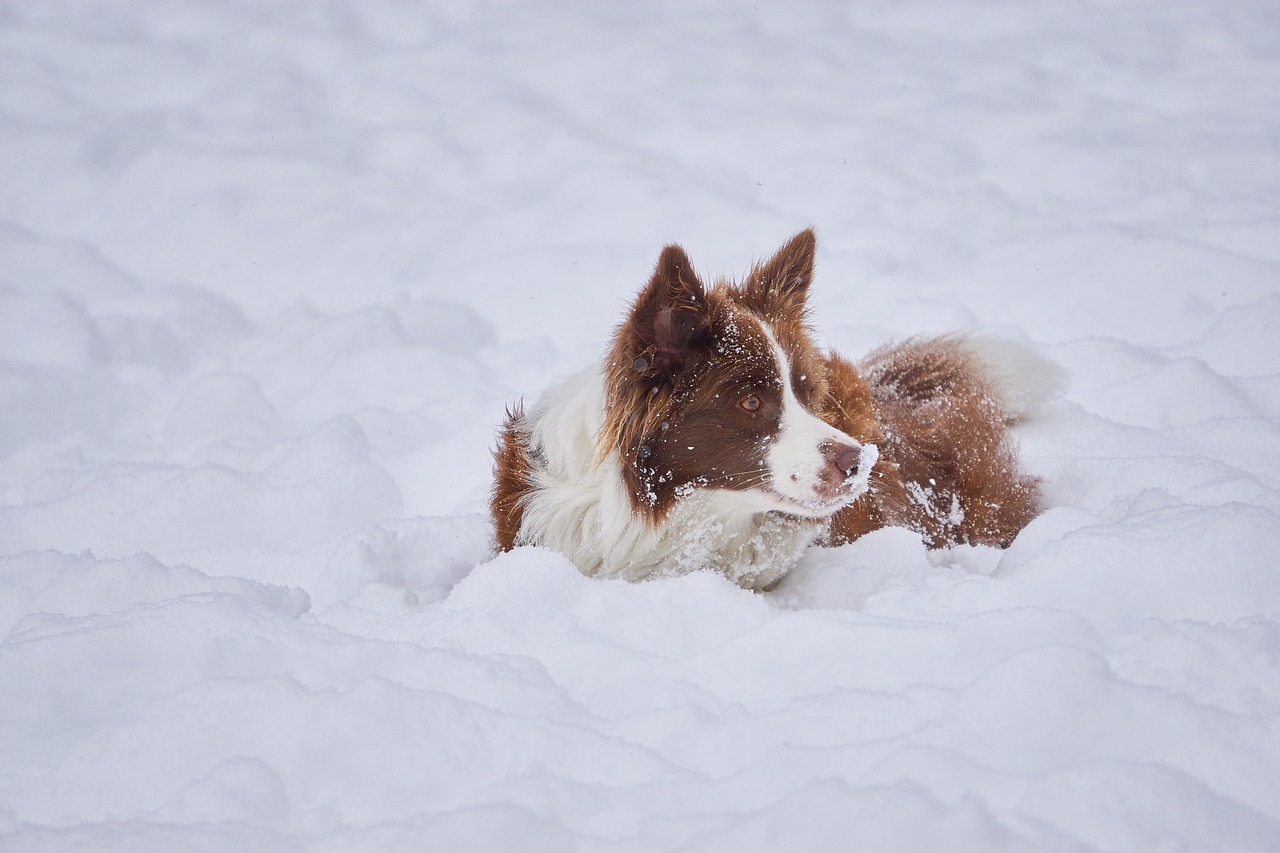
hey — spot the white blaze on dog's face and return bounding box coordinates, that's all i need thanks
[759,327,878,516]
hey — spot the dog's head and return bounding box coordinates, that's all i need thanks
[602,230,878,522]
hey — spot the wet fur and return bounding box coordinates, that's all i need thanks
[492,230,1054,589]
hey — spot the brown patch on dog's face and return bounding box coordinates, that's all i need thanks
[630,303,790,513]
[603,261,790,517]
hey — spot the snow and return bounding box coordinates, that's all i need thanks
[2,0,1279,850]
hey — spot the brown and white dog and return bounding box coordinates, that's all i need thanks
[492,230,1057,590]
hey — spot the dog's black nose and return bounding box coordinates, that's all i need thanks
[834,445,861,477]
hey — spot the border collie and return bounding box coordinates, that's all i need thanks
[492,230,1058,590]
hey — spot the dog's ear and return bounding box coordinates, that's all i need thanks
[740,229,816,317]
[624,243,712,377]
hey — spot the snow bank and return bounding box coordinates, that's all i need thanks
[2,1,1279,851]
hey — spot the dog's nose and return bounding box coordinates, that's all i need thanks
[834,444,861,478]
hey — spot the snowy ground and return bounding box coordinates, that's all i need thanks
[2,1,1280,850]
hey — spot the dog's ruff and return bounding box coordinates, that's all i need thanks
[492,230,1058,590]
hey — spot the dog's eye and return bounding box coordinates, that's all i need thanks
[740,394,761,413]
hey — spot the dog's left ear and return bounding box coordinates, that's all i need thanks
[740,229,817,317]
[625,243,713,378]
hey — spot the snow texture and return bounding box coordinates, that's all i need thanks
[2,1,1279,850]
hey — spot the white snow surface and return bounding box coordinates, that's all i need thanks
[3,2,1280,850]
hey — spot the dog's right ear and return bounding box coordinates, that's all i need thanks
[623,244,712,378]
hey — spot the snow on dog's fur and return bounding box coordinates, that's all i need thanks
[492,230,1058,590]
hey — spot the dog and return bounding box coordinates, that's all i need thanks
[491,230,1057,590]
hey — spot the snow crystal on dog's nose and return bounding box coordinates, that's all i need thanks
[848,443,878,490]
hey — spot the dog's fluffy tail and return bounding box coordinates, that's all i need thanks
[959,336,1065,423]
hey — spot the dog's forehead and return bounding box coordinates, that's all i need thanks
[712,305,783,375]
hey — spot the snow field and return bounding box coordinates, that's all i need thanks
[2,1,1280,850]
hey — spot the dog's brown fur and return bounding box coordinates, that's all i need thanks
[492,403,535,551]
[824,341,1040,548]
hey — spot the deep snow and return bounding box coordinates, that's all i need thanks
[2,1,1280,850]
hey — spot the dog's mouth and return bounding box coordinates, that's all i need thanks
[763,442,879,518]
[762,482,868,518]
